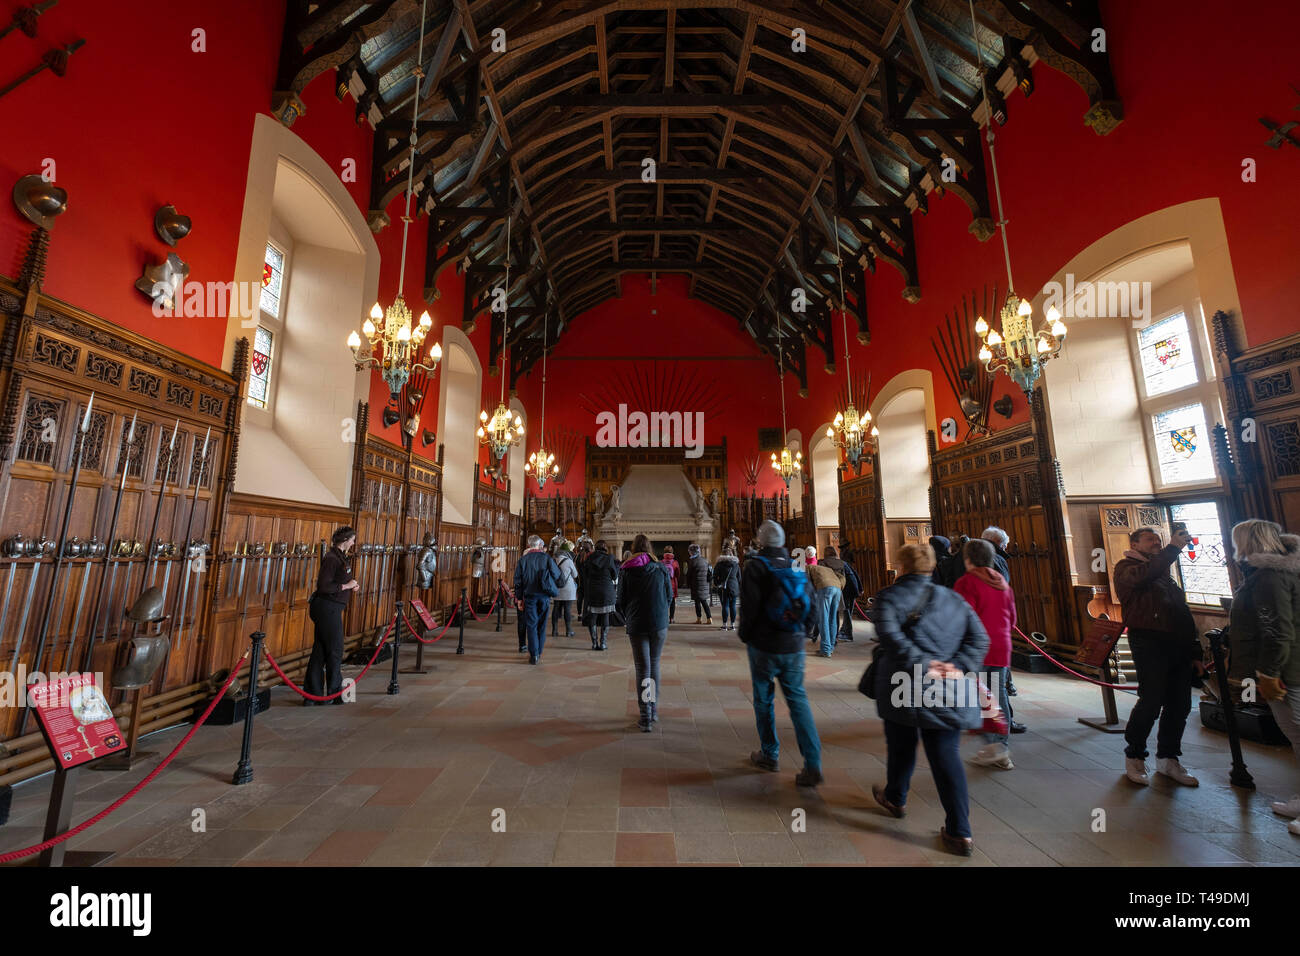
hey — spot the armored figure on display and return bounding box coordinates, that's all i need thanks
[576,527,594,551]
[416,533,437,589]
[471,537,489,578]
[723,528,740,554]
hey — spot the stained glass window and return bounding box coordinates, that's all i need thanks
[1151,401,1214,485]
[248,326,274,409]
[260,243,284,318]
[1169,501,1231,606]
[1137,312,1198,398]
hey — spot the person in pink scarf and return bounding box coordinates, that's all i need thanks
[954,538,1017,770]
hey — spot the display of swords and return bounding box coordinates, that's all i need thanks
[931,286,1003,440]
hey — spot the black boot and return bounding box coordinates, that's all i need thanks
[599,630,607,651]
[590,628,600,650]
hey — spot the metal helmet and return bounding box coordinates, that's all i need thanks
[126,586,167,624]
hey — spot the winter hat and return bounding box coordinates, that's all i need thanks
[757,520,786,549]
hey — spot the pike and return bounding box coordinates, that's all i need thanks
[21,394,94,735]
[145,418,181,587]
[371,480,387,614]
[0,0,58,43]
[166,427,209,648]
[10,560,44,673]
[60,558,94,672]
[81,411,137,671]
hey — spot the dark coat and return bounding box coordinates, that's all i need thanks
[872,573,990,730]
[737,546,814,655]
[581,550,619,608]
[992,547,1011,586]
[1229,534,1300,686]
[313,547,354,608]
[687,553,713,595]
[1114,545,1196,639]
[712,554,741,595]
[617,554,673,636]
[514,549,562,598]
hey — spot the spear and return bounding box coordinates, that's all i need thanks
[21,393,93,735]
[78,410,137,672]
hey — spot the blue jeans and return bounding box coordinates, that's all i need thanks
[720,592,737,624]
[883,719,971,839]
[746,644,821,771]
[816,587,842,655]
[629,629,668,723]
[523,595,551,659]
[981,665,1010,746]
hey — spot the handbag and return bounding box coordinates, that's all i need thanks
[859,585,933,699]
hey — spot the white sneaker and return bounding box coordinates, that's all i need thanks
[1155,757,1199,787]
[1271,795,1300,819]
[1289,819,1300,837]
[971,744,1014,770]
[1125,757,1151,786]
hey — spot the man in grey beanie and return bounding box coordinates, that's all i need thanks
[738,520,823,786]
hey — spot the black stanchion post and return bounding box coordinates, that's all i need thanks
[496,580,503,632]
[456,586,467,655]
[388,603,402,695]
[232,631,264,785]
[1207,628,1254,790]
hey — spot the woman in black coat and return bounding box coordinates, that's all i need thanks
[617,534,674,732]
[870,542,989,856]
[712,548,741,631]
[305,526,360,705]
[581,540,619,651]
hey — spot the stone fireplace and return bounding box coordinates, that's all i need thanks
[594,464,720,558]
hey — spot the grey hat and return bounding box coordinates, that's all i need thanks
[757,520,785,549]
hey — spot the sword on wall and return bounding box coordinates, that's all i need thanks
[20,394,93,735]
[145,417,181,587]
[166,427,209,649]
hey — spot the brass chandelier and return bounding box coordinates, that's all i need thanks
[478,184,524,461]
[769,312,803,488]
[524,313,558,488]
[967,0,1066,395]
[825,216,876,465]
[347,0,441,401]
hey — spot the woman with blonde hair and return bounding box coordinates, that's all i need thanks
[1228,519,1300,835]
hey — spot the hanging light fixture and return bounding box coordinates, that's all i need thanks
[825,218,877,465]
[967,0,1066,395]
[347,0,442,400]
[477,182,524,461]
[524,312,558,488]
[769,314,803,488]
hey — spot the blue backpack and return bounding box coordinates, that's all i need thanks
[753,555,812,631]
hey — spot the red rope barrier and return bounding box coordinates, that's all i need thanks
[464,588,500,621]
[405,608,455,644]
[263,618,395,701]
[0,652,251,864]
[1013,626,1139,690]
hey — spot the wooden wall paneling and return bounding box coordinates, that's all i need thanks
[838,465,889,598]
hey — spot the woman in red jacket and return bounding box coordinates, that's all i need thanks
[661,546,680,623]
[954,538,1018,770]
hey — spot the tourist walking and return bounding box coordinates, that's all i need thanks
[739,520,823,787]
[514,535,562,665]
[617,535,674,731]
[870,542,989,856]
[713,547,741,631]
[687,543,714,624]
[662,546,680,623]
[581,540,619,651]
[955,538,1017,770]
[808,555,846,658]
[550,539,579,637]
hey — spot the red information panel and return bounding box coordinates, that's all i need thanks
[29,674,125,770]
[409,599,436,632]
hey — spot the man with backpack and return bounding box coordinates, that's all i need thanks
[738,520,823,787]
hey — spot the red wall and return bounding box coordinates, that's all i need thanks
[513,274,794,496]
[5,0,1298,496]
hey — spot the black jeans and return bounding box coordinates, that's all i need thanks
[551,599,573,634]
[693,593,711,620]
[883,720,971,839]
[305,596,345,699]
[628,629,668,723]
[1124,628,1195,759]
